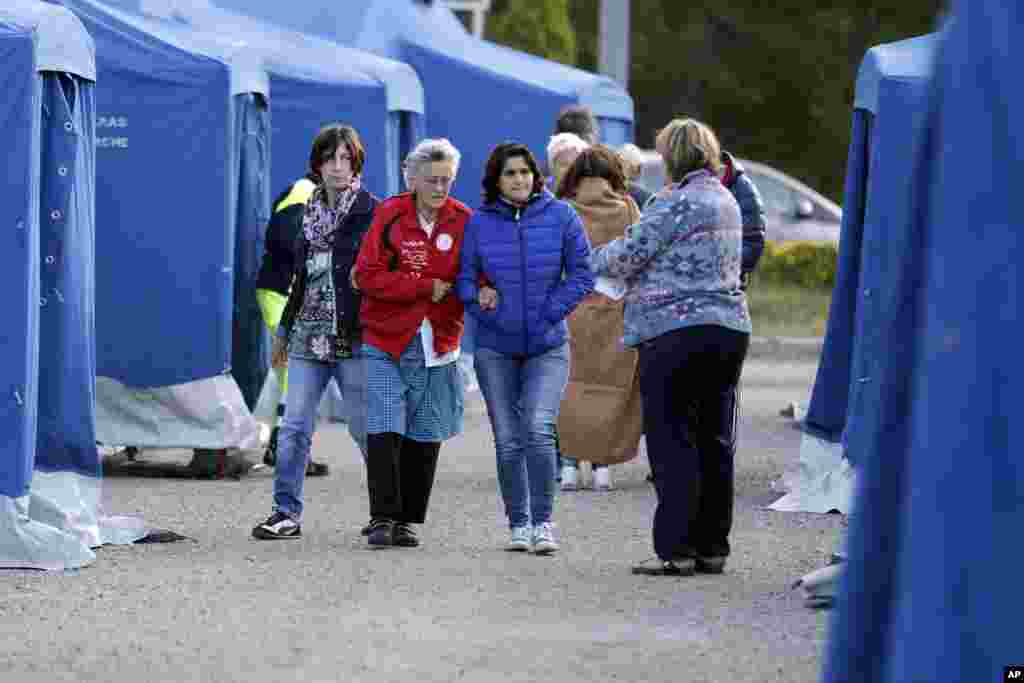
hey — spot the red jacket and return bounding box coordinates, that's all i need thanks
[355,193,471,359]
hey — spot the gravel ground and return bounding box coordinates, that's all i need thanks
[1,358,842,683]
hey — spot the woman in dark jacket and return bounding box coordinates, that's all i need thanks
[457,143,594,555]
[252,123,376,540]
[354,138,471,549]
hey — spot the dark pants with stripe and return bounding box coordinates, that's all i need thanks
[638,325,748,561]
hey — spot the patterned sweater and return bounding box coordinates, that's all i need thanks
[591,168,751,347]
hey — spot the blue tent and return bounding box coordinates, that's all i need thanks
[214,0,635,204]
[823,2,1023,679]
[104,0,424,198]
[49,1,278,427]
[0,0,129,570]
[803,33,939,465]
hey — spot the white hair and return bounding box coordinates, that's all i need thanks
[404,138,461,182]
[546,132,590,169]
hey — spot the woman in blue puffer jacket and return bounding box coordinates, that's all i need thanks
[457,142,594,555]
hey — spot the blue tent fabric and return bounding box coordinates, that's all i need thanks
[213,0,635,204]
[35,72,100,478]
[0,23,41,500]
[96,1,403,197]
[804,33,938,459]
[823,3,1023,680]
[231,92,271,409]
[57,0,236,389]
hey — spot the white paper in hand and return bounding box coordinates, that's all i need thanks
[594,275,627,301]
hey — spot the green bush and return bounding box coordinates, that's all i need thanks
[754,240,838,290]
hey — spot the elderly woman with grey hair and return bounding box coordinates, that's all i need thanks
[353,139,472,548]
[592,118,751,577]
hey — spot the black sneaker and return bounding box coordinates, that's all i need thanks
[252,512,301,540]
[366,518,394,547]
[631,557,695,576]
[360,520,373,536]
[695,556,727,574]
[393,522,419,547]
[305,460,329,477]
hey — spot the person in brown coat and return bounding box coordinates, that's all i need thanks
[555,145,644,491]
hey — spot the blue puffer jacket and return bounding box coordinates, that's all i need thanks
[457,190,594,357]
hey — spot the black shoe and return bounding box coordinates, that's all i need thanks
[393,522,419,547]
[366,518,394,547]
[695,556,727,574]
[252,512,301,540]
[360,520,373,536]
[305,460,329,477]
[631,557,695,576]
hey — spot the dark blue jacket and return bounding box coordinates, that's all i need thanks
[457,190,594,357]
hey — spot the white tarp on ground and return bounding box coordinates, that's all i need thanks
[96,375,262,450]
[768,431,856,514]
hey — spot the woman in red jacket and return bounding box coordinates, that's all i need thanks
[354,138,471,548]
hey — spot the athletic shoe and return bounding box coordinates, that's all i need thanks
[559,465,578,491]
[592,466,612,491]
[252,511,301,540]
[393,522,420,547]
[532,522,559,555]
[506,526,532,552]
[366,518,395,547]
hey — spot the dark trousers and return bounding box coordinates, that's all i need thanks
[638,325,748,560]
[366,432,441,524]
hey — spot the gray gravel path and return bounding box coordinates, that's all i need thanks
[1,359,841,683]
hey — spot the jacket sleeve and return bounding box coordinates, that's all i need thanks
[455,215,486,318]
[277,234,307,340]
[542,210,595,324]
[591,194,677,280]
[732,173,767,274]
[354,209,435,302]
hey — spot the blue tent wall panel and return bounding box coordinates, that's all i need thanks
[824,4,1023,679]
[597,117,632,147]
[268,76,389,198]
[841,78,930,469]
[35,73,99,477]
[804,109,872,445]
[402,42,572,202]
[68,2,237,388]
[231,93,271,410]
[0,27,41,498]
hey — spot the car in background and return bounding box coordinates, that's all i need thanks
[633,150,842,243]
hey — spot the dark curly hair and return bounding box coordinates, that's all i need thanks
[308,123,365,180]
[481,142,546,204]
[556,145,628,199]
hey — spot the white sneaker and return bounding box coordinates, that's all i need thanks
[593,466,612,491]
[506,525,532,552]
[532,522,559,555]
[560,465,578,491]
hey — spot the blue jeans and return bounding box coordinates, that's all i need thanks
[475,343,570,528]
[274,355,367,520]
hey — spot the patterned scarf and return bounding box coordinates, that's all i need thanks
[303,175,362,249]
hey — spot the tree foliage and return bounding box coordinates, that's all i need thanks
[485,0,577,67]
[559,1,943,202]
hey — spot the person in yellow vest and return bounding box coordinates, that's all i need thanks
[255,173,330,476]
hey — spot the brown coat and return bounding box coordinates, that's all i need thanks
[557,178,644,465]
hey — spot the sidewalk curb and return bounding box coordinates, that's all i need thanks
[749,336,824,360]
